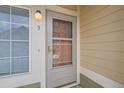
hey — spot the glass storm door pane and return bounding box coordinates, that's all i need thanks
[52,19,72,67]
[53,19,72,38]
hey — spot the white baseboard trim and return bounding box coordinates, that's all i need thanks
[80,67,124,88]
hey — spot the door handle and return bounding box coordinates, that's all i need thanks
[48,46,52,53]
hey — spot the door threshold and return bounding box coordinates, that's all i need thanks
[60,82,79,88]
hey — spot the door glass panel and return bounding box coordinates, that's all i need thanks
[53,40,72,67]
[52,18,73,67]
[53,19,72,38]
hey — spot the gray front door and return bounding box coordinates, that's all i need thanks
[46,10,77,88]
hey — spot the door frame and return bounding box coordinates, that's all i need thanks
[44,6,80,88]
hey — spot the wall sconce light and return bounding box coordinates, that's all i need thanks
[34,10,42,31]
[34,10,42,21]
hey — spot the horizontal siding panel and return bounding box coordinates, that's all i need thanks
[81,55,124,74]
[80,19,124,38]
[81,8,124,32]
[81,50,124,62]
[80,41,124,52]
[80,6,124,26]
[80,6,107,20]
[81,31,124,43]
[80,62,124,85]
[57,5,77,11]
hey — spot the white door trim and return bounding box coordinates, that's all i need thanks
[76,6,80,85]
[44,5,78,16]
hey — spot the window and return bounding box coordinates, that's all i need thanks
[0,6,30,76]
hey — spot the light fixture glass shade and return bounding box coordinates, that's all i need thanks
[34,10,42,21]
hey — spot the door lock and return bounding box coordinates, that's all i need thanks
[48,46,52,53]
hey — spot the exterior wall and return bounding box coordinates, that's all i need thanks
[80,5,124,86]
[57,5,77,11]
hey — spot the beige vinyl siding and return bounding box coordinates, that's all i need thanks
[57,5,77,11]
[80,5,124,85]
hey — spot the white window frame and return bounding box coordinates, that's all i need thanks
[0,5,31,78]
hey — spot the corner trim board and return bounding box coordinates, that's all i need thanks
[80,67,124,88]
